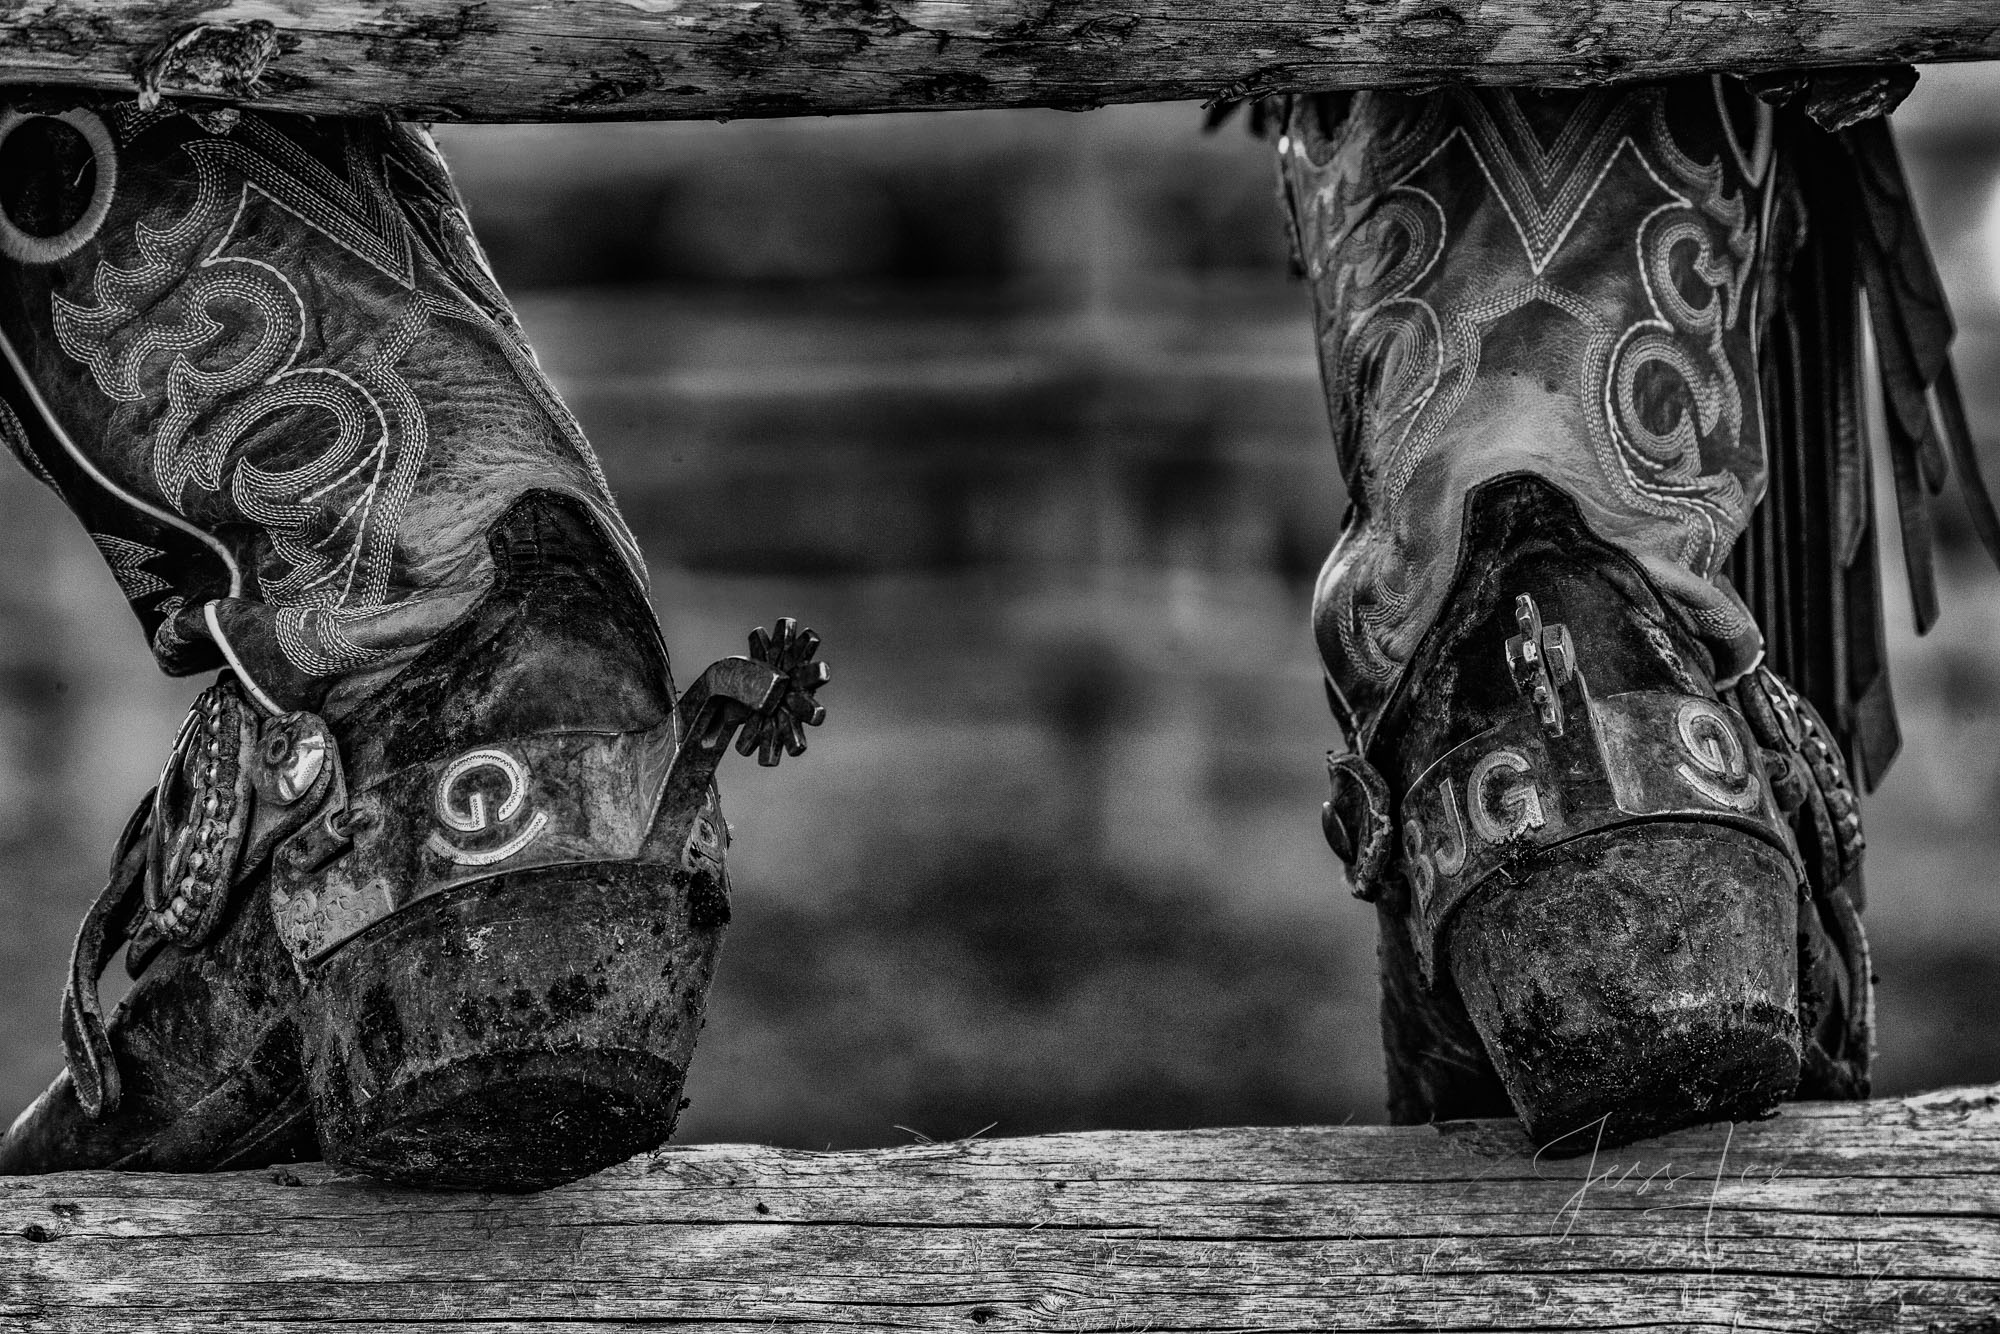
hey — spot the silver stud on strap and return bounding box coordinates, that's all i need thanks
[1504,593,1576,736]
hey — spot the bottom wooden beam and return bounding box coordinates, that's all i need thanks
[3,1084,1996,1331]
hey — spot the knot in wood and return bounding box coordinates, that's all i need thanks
[134,20,280,111]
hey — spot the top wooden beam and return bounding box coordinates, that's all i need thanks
[0,1,1997,124]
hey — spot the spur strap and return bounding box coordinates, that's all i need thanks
[60,797,151,1119]
[268,620,829,966]
[63,621,830,1114]
[60,675,341,1118]
[1324,595,1808,983]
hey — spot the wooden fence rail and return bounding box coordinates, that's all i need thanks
[3,1082,1995,1330]
[0,2,1998,124]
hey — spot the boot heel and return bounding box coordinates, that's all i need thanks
[1447,825,1801,1150]
[282,613,823,1191]
[302,862,726,1191]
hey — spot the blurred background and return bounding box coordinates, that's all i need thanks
[2,68,1998,1148]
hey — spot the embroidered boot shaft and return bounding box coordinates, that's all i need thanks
[0,100,825,1189]
[0,102,638,718]
[1279,80,1779,739]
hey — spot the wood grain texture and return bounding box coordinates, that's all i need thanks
[0,2,1997,123]
[1,1083,1994,1330]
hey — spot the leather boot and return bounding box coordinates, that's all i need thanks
[1279,80,1872,1146]
[1344,475,1868,1144]
[0,99,825,1189]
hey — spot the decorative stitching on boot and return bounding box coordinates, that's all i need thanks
[1281,83,1779,723]
[0,109,117,264]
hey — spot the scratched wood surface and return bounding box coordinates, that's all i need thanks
[1,1084,1994,1331]
[1,2,1999,124]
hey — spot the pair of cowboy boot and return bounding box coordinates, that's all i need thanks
[0,79,1912,1183]
[1281,79,1877,1147]
[0,99,825,1189]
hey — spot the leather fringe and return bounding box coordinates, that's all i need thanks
[1727,109,2000,795]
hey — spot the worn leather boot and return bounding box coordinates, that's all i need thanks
[1280,80,1872,1147]
[0,99,824,1189]
[1347,475,1871,1145]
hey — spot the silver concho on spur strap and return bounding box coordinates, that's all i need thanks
[64,672,344,1117]
[141,677,343,951]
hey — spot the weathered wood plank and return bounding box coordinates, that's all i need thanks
[0,2,1997,124]
[2,1084,1995,1330]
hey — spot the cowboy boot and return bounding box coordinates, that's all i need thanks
[0,98,825,1189]
[1279,80,1872,1147]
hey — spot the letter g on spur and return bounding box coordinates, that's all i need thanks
[1673,699,1759,812]
[425,747,550,867]
[1468,747,1546,843]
